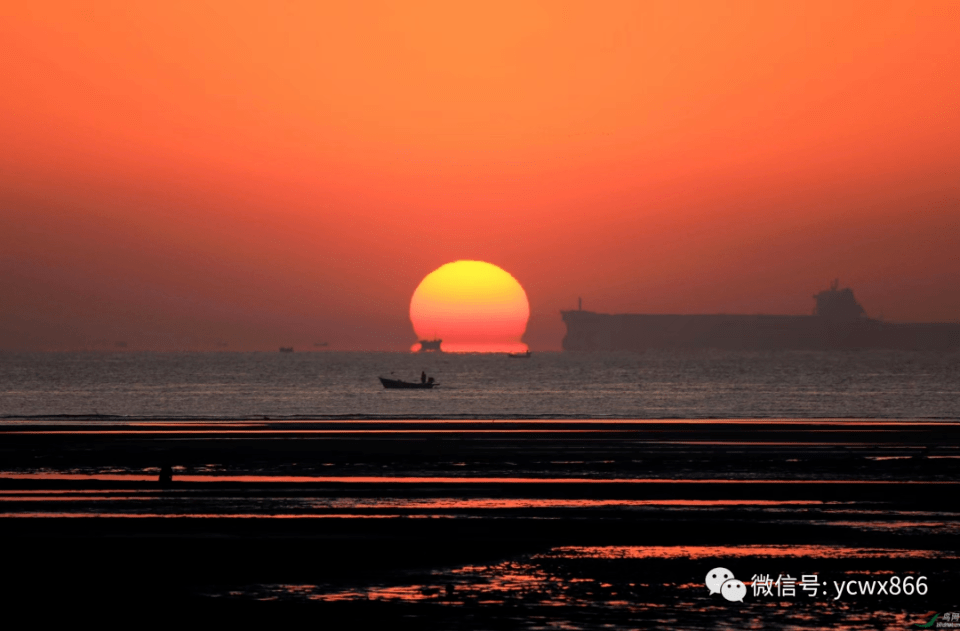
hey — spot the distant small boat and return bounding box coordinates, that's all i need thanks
[508,351,532,358]
[379,377,438,389]
[279,347,294,353]
[418,339,442,352]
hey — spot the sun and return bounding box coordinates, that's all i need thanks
[410,261,530,353]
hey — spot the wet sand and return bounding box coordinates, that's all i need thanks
[2,419,958,627]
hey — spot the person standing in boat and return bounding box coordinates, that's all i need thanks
[421,371,427,384]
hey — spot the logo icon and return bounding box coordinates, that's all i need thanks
[913,613,939,628]
[706,567,746,602]
[721,579,747,602]
[912,612,960,628]
[705,567,734,595]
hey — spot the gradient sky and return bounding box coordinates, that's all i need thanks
[2,1,959,351]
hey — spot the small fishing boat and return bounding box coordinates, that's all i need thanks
[379,377,438,389]
[418,339,442,352]
[508,351,532,358]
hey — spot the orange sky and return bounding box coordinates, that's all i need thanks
[2,1,959,350]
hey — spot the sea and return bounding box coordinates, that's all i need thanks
[2,350,959,628]
[1,349,959,420]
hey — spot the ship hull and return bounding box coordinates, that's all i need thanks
[561,311,960,352]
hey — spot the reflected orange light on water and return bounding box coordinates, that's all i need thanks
[539,545,956,560]
[2,473,957,485]
[0,513,414,519]
[0,493,823,508]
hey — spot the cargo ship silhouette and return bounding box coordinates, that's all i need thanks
[561,281,960,351]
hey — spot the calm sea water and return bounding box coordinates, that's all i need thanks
[1,350,958,419]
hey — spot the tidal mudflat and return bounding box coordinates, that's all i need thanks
[2,419,958,628]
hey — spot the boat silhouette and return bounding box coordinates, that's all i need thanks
[379,376,438,389]
[417,339,442,352]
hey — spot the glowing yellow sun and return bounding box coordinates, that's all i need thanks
[409,260,530,353]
